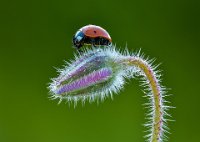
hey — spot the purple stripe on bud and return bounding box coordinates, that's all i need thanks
[59,65,86,84]
[59,55,106,85]
[57,68,112,94]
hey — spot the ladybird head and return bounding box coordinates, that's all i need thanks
[72,30,85,49]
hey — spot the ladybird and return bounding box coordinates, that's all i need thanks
[72,24,112,50]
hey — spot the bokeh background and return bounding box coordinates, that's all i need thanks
[0,0,199,141]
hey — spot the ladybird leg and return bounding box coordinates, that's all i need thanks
[92,43,97,47]
[108,41,112,47]
[95,37,102,48]
[76,42,84,54]
[91,44,96,51]
[91,39,97,48]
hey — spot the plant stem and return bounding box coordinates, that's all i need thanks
[119,56,163,142]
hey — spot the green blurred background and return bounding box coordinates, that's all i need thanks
[0,0,199,141]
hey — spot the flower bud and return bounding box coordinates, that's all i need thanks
[49,47,130,103]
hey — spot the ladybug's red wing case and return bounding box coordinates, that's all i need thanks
[81,25,112,41]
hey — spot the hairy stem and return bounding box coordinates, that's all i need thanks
[119,56,163,142]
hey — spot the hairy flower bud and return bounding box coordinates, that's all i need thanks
[49,47,131,103]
